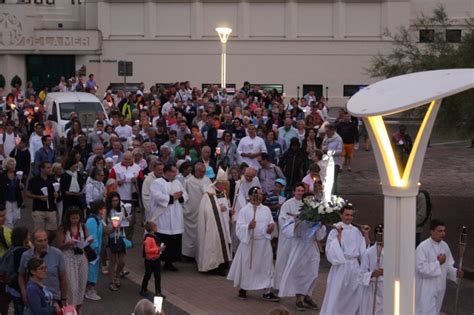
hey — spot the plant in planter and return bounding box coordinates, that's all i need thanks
[0,74,5,89]
[10,75,22,88]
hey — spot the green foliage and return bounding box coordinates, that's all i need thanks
[367,5,474,135]
[10,75,22,88]
[0,75,5,89]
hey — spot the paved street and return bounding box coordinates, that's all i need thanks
[14,143,474,314]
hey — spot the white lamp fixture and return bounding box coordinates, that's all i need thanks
[215,27,232,88]
[348,68,474,315]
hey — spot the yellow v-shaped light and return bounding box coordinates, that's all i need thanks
[366,100,437,187]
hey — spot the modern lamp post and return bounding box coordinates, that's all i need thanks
[215,27,232,89]
[347,69,474,315]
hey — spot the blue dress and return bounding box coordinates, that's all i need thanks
[85,214,103,284]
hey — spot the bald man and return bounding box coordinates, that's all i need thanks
[109,151,144,240]
[231,167,261,253]
[236,125,267,170]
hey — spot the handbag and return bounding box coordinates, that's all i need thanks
[123,237,132,249]
[84,245,97,262]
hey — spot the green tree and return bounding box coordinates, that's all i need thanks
[367,5,474,136]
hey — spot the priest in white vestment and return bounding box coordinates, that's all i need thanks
[141,159,164,221]
[359,225,384,315]
[320,205,369,315]
[149,164,188,271]
[182,161,212,259]
[197,169,232,274]
[273,183,305,290]
[227,186,280,301]
[230,167,260,253]
[278,209,326,311]
[415,219,463,315]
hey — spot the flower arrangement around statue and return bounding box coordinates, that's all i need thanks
[285,151,348,240]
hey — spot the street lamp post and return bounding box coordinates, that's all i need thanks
[348,69,474,315]
[216,27,232,89]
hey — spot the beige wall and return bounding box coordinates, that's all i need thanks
[1,0,473,104]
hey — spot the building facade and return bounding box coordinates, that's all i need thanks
[0,0,472,105]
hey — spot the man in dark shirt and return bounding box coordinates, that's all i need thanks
[336,113,359,172]
[9,136,31,185]
[25,161,58,242]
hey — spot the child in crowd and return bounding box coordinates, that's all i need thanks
[263,178,286,257]
[140,221,165,298]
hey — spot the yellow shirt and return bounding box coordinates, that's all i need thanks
[38,90,47,102]
[0,226,12,258]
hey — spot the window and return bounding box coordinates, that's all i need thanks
[59,102,103,120]
[302,85,323,100]
[419,29,435,43]
[201,83,236,95]
[446,29,462,43]
[109,83,141,94]
[250,84,284,94]
[343,85,368,97]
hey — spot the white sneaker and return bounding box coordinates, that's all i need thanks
[85,289,102,301]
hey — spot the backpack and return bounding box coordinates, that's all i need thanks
[0,246,19,286]
[417,190,432,227]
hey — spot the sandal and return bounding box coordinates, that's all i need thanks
[109,283,118,291]
[114,278,121,287]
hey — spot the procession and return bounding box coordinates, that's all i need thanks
[0,73,471,315]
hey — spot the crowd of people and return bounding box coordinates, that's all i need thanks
[0,76,463,315]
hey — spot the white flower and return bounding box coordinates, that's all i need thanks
[326,206,334,214]
[317,204,325,214]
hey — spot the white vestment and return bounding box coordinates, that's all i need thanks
[227,203,274,290]
[359,245,384,315]
[149,177,188,235]
[273,197,302,290]
[182,176,212,257]
[230,177,261,253]
[141,172,157,221]
[197,187,232,272]
[278,222,326,297]
[320,223,366,315]
[415,238,457,315]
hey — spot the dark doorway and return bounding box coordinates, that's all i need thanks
[302,84,323,100]
[26,55,75,91]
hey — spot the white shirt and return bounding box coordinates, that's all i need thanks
[236,135,267,170]
[1,132,17,160]
[112,162,141,201]
[115,125,133,139]
[162,101,176,115]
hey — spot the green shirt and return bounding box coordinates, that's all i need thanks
[0,226,12,258]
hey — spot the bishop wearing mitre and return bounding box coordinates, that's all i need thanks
[197,168,232,274]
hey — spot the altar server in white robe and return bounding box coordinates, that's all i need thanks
[230,167,260,253]
[227,186,280,302]
[141,159,164,221]
[278,206,327,311]
[359,224,384,315]
[320,204,370,315]
[149,164,188,271]
[197,168,232,274]
[415,219,463,315]
[273,183,305,291]
[182,161,212,259]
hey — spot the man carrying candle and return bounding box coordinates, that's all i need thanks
[320,204,370,315]
[415,219,463,315]
[25,161,59,243]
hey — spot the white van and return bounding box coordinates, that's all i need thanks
[44,92,108,138]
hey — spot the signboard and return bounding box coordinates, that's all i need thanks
[118,61,133,77]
